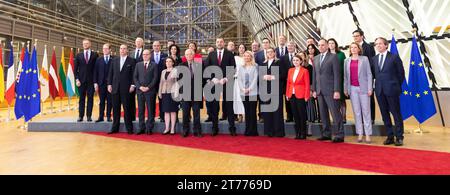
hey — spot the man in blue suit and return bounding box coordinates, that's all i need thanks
[94,43,113,122]
[151,41,168,122]
[275,35,288,59]
[372,37,405,146]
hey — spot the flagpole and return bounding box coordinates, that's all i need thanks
[7,105,11,122]
[50,98,54,113]
[68,96,71,111]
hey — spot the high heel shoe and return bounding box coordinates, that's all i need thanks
[357,135,363,143]
[170,129,176,135]
[365,135,371,144]
[162,129,170,135]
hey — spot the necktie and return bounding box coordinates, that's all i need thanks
[379,54,384,70]
[189,63,193,78]
[145,63,148,71]
[320,54,325,67]
[290,54,293,66]
[218,51,222,66]
[136,49,140,59]
[105,56,109,64]
[85,51,89,63]
[156,53,160,64]
[281,48,285,56]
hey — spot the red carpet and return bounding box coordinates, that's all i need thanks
[86,132,450,175]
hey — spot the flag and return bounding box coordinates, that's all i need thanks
[408,36,437,123]
[49,48,59,99]
[58,48,66,98]
[390,35,412,120]
[5,44,19,105]
[23,46,41,122]
[40,46,50,102]
[0,45,5,103]
[66,49,77,97]
[14,46,29,119]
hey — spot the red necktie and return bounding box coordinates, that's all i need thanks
[85,51,89,63]
[218,51,222,66]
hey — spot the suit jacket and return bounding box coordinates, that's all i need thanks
[151,52,168,74]
[343,56,373,95]
[260,59,285,94]
[158,68,179,96]
[75,50,98,84]
[275,46,288,59]
[254,50,265,66]
[279,53,295,83]
[286,67,310,100]
[130,48,144,63]
[94,55,113,86]
[372,52,405,96]
[108,56,136,95]
[362,41,376,74]
[205,49,236,82]
[179,61,205,104]
[312,52,341,96]
[134,61,159,95]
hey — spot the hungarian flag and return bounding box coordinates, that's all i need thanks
[58,48,66,98]
[66,48,77,97]
[49,48,59,99]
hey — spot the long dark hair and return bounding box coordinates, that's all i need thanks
[169,44,181,57]
[306,44,319,56]
[327,38,341,53]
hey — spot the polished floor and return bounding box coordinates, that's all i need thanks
[0,99,449,175]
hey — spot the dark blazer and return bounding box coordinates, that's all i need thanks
[179,61,206,103]
[108,56,136,95]
[372,52,405,97]
[362,41,376,74]
[75,50,98,84]
[260,59,285,94]
[130,49,144,63]
[133,61,159,95]
[205,49,236,81]
[255,50,265,66]
[312,52,341,96]
[94,55,113,86]
[275,46,288,59]
[151,52,168,74]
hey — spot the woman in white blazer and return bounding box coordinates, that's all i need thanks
[344,42,373,143]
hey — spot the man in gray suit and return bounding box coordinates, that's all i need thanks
[134,49,159,135]
[312,39,345,143]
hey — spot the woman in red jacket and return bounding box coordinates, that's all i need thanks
[286,54,311,139]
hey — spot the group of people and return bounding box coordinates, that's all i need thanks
[73,29,406,146]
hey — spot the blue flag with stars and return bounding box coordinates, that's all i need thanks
[24,46,41,122]
[391,35,412,120]
[408,36,436,123]
[14,46,29,120]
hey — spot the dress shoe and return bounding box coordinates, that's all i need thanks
[162,130,170,135]
[87,117,93,122]
[146,131,153,135]
[107,118,112,122]
[383,137,395,145]
[220,117,227,121]
[95,119,104,123]
[182,131,189,137]
[77,117,83,122]
[194,132,203,138]
[395,139,404,146]
[317,136,332,141]
[299,134,307,140]
[286,119,293,123]
[211,130,219,136]
[307,134,312,137]
[204,118,212,122]
[258,118,264,123]
[107,131,118,134]
[127,131,134,135]
[332,138,345,143]
[136,130,145,135]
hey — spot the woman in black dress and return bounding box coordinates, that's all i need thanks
[261,48,285,137]
[158,57,179,135]
[169,44,182,66]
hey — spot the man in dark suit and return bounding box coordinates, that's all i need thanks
[255,38,271,122]
[205,38,237,136]
[353,30,376,124]
[93,43,113,122]
[275,35,288,59]
[312,39,344,143]
[75,38,98,122]
[129,37,145,121]
[373,37,405,146]
[151,41,168,122]
[180,49,205,137]
[107,44,136,134]
[134,49,159,135]
[280,41,297,122]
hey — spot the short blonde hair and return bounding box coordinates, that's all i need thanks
[243,51,256,66]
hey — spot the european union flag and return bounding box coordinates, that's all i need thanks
[390,35,412,120]
[14,47,29,120]
[408,36,436,123]
[24,46,41,122]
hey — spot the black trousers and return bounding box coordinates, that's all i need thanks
[290,97,307,137]
[98,84,112,119]
[370,95,376,122]
[243,96,258,136]
[130,91,136,121]
[111,91,133,133]
[137,92,155,132]
[181,101,202,134]
[211,85,235,132]
[285,95,293,120]
[78,82,94,118]
[376,92,404,139]
[262,95,285,137]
